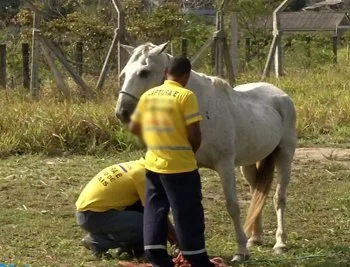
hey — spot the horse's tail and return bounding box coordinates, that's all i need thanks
[244,149,277,235]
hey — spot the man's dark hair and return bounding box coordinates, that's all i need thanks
[168,56,192,76]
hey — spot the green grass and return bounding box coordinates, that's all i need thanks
[0,151,349,266]
[2,62,350,157]
[0,90,142,157]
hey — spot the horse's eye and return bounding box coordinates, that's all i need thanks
[138,69,150,78]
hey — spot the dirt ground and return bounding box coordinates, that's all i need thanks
[296,148,350,161]
[295,147,350,168]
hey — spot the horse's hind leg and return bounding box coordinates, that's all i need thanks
[273,146,294,254]
[216,159,250,262]
[240,165,263,247]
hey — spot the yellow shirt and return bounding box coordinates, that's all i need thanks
[75,159,146,212]
[131,80,202,174]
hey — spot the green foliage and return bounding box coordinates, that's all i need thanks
[0,0,20,11]
[41,0,78,19]
[181,14,213,52]
[171,14,213,71]
[125,0,184,43]
[287,0,307,11]
[283,33,336,69]
[0,0,20,26]
[227,0,276,34]
[0,91,142,157]
[43,12,114,48]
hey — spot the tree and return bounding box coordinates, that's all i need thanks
[287,0,306,11]
[125,0,184,43]
[0,0,20,27]
[155,0,215,9]
[0,0,20,10]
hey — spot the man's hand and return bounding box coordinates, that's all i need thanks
[187,121,201,153]
[129,121,142,138]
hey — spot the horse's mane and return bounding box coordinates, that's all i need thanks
[193,71,233,92]
[121,43,156,76]
[128,42,155,63]
[123,42,233,92]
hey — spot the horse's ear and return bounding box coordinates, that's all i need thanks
[149,41,169,56]
[120,44,135,55]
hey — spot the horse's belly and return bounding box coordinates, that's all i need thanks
[234,112,283,166]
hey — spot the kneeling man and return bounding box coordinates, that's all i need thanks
[75,158,176,258]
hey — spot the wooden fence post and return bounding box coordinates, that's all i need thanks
[215,10,224,76]
[111,0,136,81]
[223,38,235,85]
[273,11,283,77]
[261,0,292,80]
[262,35,278,80]
[181,38,188,57]
[231,12,239,75]
[0,44,6,89]
[30,13,41,99]
[332,35,338,63]
[39,35,95,98]
[191,37,214,66]
[40,40,71,99]
[96,28,120,92]
[22,43,30,89]
[306,36,311,58]
[274,33,283,77]
[245,38,251,62]
[76,42,83,76]
[170,41,174,55]
[211,41,216,68]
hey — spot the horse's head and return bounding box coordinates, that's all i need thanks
[115,42,171,123]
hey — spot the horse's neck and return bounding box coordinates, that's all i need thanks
[187,71,232,102]
[187,71,212,100]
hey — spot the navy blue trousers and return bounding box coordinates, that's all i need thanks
[76,201,144,253]
[144,170,214,267]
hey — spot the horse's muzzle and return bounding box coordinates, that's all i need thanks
[116,108,130,124]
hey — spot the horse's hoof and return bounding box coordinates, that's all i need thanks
[273,246,288,255]
[247,239,262,248]
[231,254,250,262]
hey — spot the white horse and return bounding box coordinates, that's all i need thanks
[115,42,297,261]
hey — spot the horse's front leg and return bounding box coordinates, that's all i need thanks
[215,159,250,262]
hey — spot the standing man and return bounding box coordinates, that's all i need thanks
[129,56,214,267]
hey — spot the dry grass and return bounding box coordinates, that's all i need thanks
[0,150,349,266]
[0,90,142,157]
[2,62,350,157]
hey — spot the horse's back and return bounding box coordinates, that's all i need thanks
[234,82,289,99]
[233,82,296,123]
[231,82,297,164]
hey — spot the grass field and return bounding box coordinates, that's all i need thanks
[2,62,350,158]
[0,148,349,267]
[1,54,350,267]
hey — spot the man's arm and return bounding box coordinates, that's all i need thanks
[129,121,142,139]
[187,121,202,153]
[183,93,202,153]
[129,96,144,139]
